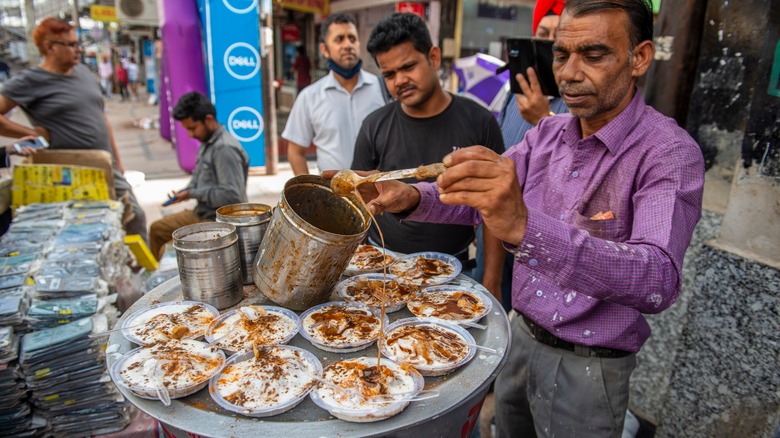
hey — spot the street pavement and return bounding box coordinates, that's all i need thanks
[0,92,298,227]
[107,95,298,226]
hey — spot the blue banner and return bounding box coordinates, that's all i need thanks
[142,39,155,95]
[197,0,265,166]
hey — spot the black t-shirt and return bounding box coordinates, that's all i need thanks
[352,94,504,257]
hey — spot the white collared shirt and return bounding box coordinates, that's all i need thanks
[282,69,386,172]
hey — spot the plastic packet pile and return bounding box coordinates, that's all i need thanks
[0,201,135,437]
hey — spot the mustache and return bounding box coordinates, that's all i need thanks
[558,83,594,95]
[396,85,415,95]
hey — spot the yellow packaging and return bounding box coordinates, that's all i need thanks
[124,234,159,271]
[12,164,109,209]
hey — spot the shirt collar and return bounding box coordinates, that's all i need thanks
[204,125,226,148]
[561,88,644,154]
[323,69,375,91]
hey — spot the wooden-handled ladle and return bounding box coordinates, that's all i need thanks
[330,162,447,197]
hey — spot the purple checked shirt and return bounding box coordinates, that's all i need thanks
[408,90,705,352]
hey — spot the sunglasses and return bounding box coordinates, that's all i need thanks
[50,40,81,49]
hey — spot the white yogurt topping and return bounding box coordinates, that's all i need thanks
[302,305,381,348]
[316,357,417,411]
[127,303,215,344]
[118,339,223,391]
[216,348,317,410]
[389,257,454,286]
[383,324,469,370]
[211,310,296,351]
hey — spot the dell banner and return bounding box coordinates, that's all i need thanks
[197,0,265,166]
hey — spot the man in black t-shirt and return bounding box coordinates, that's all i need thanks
[352,12,504,270]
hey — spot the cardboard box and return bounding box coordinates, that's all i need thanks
[31,149,116,198]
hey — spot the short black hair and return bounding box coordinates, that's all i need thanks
[172,91,216,122]
[564,0,653,48]
[367,13,433,60]
[320,13,356,43]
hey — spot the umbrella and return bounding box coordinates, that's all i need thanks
[452,53,510,118]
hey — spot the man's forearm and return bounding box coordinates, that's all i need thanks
[287,143,310,176]
[0,116,38,139]
[104,115,124,173]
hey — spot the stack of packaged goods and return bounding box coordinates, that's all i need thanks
[19,316,129,436]
[0,201,134,437]
[1,325,47,437]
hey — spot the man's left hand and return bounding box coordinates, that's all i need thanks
[438,146,527,246]
[515,68,551,126]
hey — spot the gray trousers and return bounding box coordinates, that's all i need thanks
[495,314,636,438]
[113,170,147,244]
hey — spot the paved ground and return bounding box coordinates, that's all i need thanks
[0,92,298,227]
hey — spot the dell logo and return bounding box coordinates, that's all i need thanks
[227,106,264,142]
[232,119,260,130]
[223,42,260,80]
[228,56,256,67]
[222,0,257,14]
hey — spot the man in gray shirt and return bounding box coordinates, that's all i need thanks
[0,17,147,242]
[149,91,249,260]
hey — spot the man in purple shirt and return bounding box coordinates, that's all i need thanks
[349,0,705,436]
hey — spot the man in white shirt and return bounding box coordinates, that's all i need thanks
[281,13,386,175]
[98,55,112,98]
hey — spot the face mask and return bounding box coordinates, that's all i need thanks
[327,59,362,80]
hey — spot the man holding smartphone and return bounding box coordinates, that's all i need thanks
[148,92,249,261]
[0,17,147,243]
[0,135,44,235]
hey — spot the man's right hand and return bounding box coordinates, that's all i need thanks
[33,125,50,142]
[322,169,420,216]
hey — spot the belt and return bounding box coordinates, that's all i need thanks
[521,315,632,359]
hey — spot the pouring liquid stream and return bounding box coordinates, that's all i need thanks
[349,189,387,368]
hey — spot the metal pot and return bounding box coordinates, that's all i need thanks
[216,203,272,285]
[253,175,369,310]
[172,222,242,310]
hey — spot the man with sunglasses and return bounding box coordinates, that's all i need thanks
[0,17,147,243]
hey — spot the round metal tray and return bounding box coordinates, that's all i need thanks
[107,275,510,437]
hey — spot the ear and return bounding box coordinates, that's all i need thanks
[429,46,442,69]
[319,42,329,60]
[631,40,654,78]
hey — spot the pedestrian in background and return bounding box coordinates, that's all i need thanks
[0,59,10,83]
[281,13,386,176]
[98,54,112,98]
[127,56,139,101]
[289,46,311,93]
[149,91,249,260]
[0,17,148,243]
[115,61,129,101]
[475,0,569,311]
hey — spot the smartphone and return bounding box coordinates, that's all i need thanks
[162,189,186,207]
[13,136,49,153]
[505,38,559,97]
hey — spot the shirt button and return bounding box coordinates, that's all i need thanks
[529,258,539,267]
[559,213,565,220]
[571,171,579,178]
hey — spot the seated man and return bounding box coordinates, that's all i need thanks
[149,91,249,260]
